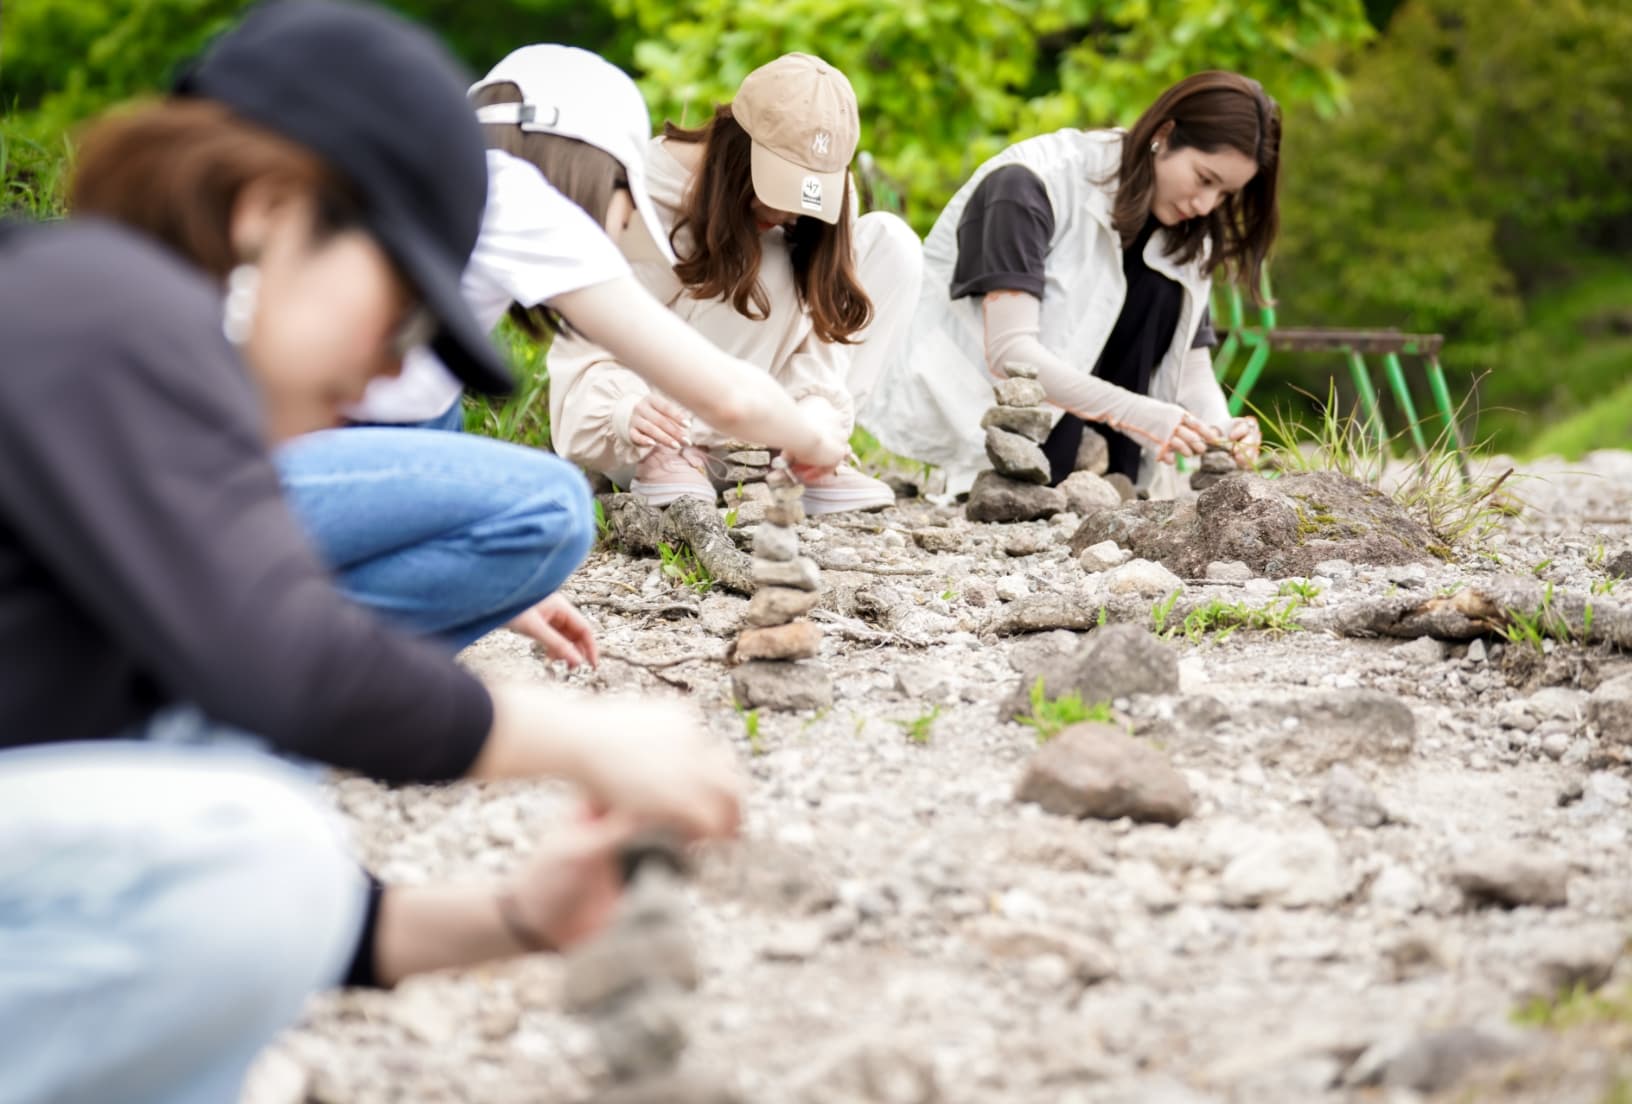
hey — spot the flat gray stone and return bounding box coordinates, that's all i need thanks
[980,403,1054,443]
[731,660,833,712]
[752,556,821,592]
[993,378,1047,406]
[752,523,799,562]
[1075,429,1110,475]
[1450,846,1569,908]
[746,586,820,627]
[965,470,1067,523]
[1003,623,1180,721]
[1203,560,1254,583]
[1059,471,1121,516]
[1316,764,1389,829]
[1344,1026,1528,1093]
[1220,828,1350,907]
[985,426,1051,484]
[1588,673,1632,744]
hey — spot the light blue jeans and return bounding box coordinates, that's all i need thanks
[278,426,595,649]
[0,736,366,1104]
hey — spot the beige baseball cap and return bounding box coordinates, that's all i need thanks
[732,53,859,225]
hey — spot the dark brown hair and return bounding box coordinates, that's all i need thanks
[1112,71,1282,299]
[70,99,359,280]
[471,81,628,341]
[663,104,871,345]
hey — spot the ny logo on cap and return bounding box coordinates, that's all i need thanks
[811,130,831,157]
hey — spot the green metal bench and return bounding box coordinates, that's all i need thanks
[1213,269,1470,478]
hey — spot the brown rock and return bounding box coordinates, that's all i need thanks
[766,499,806,526]
[1015,722,1194,825]
[747,586,820,627]
[1450,847,1569,909]
[1076,428,1110,475]
[1103,471,1136,501]
[1058,471,1121,516]
[736,621,823,661]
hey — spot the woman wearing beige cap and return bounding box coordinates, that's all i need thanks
[549,52,923,513]
[865,71,1279,497]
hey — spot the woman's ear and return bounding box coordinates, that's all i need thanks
[228,178,301,261]
[1153,120,1176,150]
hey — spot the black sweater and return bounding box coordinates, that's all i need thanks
[0,218,490,783]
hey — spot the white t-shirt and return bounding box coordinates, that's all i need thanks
[346,149,632,424]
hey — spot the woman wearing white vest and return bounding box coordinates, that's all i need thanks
[863,71,1281,497]
[548,53,923,513]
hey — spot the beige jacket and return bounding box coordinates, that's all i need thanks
[549,137,856,479]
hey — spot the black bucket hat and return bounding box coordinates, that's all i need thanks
[175,0,512,396]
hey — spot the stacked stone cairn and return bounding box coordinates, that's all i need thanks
[966,368,1067,523]
[1189,445,1238,493]
[562,839,739,1104]
[728,466,832,712]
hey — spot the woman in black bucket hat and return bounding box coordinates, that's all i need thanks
[0,5,740,1101]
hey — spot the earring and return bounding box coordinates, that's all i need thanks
[1150,139,1161,154]
[222,263,260,346]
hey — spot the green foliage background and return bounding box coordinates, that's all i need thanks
[4,0,1628,457]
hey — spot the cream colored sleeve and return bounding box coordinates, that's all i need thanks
[982,291,1184,453]
[1175,345,1231,433]
[776,333,857,441]
[551,277,835,461]
[547,328,651,476]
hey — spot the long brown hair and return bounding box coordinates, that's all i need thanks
[71,99,359,280]
[471,81,628,341]
[664,104,871,345]
[1111,71,1281,299]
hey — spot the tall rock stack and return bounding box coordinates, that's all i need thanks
[966,374,1068,523]
[729,469,833,712]
[563,842,740,1103]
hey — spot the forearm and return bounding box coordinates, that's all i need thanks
[372,881,528,985]
[464,683,596,782]
[983,291,1183,449]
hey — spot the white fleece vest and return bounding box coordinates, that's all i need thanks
[862,128,1213,495]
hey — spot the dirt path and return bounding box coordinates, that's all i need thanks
[248,451,1632,1104]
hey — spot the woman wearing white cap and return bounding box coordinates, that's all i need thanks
[864,72,1279,498]
[548,52,924,513]
[282,45,850,661]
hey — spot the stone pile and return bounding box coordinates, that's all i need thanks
[967,370,1063,523]
[562,840,739,1104]
[729,468,832,712]
[1189,445,1237,492]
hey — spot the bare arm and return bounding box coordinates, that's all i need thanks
[553,278,845,468]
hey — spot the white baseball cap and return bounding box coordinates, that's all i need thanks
[471,45,675,265]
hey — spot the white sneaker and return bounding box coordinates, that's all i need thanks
[632,447,716,507]
[801,464,895,515]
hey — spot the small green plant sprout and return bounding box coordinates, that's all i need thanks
[1498,582,1577,652]
[939,588,957,602]
[1512,979,1632,1030]
[723,505,740,528]
[658,541,714,593]
[1175,596,1305,643]
[1531,557,1555,577]
[1096,604,1109,628]
[1017,678,1113,743]
[894,705,942,745]
[1277,578,1323,601]
[1150,589,1183,634]
[734,701,765,756]
[1592,577,1619,597]
[1590,542,1607,566]
[592,497,611,545]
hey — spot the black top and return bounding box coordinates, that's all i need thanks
[949,164,1215,480]
[0,219,492,784]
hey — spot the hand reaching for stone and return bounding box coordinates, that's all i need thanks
[498,807,635,952]
[1227,415,1262,468]
[507,594,599,669]
[1156,412,1219,463]
[627,393,692,451]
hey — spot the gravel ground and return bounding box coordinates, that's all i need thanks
[244,450,1632,1104]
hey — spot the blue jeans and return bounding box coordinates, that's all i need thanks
[278,427,595,649]
[0,737,366,1104]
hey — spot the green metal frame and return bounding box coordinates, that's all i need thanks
[1212,269,1470,479]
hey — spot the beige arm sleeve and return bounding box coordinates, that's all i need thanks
[552,278,830,459]
[982,291,1185,452]
[547,330,650,475]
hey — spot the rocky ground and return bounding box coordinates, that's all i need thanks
[246,451,1632,1104]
